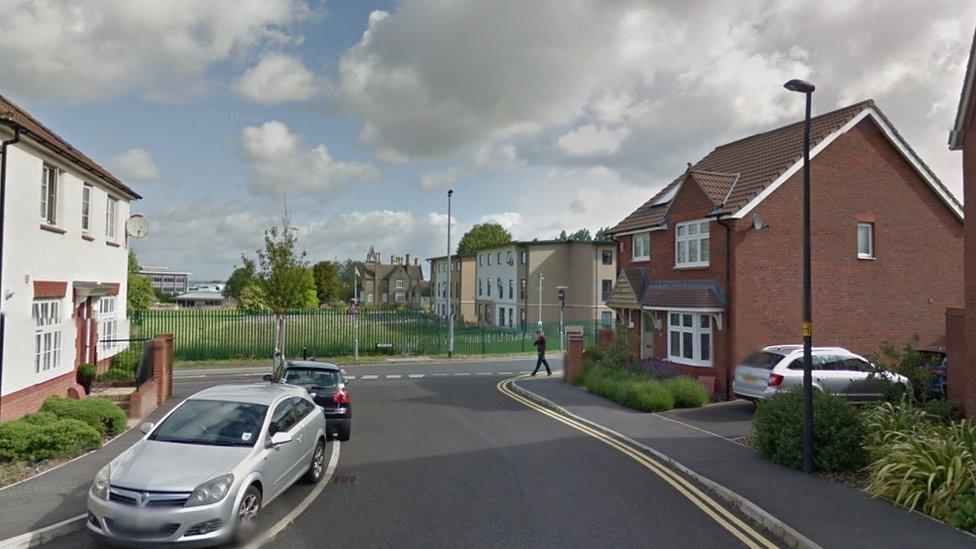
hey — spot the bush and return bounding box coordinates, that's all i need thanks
[0,418,101,462]
[664,377,709,408]
[867,337,933,402]
[617,380,675,412]
[752,388,867,472]
[921,399,963,424]
[40,396,127,436]
[21,411,59,426]
[864,414,976,533]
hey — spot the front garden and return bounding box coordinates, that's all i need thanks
[0,396,128,487]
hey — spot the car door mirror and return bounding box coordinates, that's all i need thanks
[262,374,273,382]
[139,422,154,434]
[269,432,293,447]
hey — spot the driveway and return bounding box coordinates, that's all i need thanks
[657,399,756,442]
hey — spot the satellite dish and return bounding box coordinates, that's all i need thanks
[126,214,150,239]
[752,212,766,231]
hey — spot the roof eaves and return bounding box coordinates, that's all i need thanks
[950,26,976,151]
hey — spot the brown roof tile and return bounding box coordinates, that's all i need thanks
[0,94,140,199]
[642,280,727,310]
[610,100,875,234]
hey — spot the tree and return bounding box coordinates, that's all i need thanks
[457,222,513,254]
[594,226,613,241]
[126,251,155,312]
[312,260,343,303]
[223,258,256,299]
[240,223,318,368]
[553,228,592,241]
[336,259,365,301]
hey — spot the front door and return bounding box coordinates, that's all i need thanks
[641,310,654,359]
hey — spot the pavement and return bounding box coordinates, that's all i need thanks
[26,357,779,549]
[515,377,976,549]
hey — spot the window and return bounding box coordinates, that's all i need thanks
[601,311,613,327]
[479,278,484,296]
[498,307,505,327]
[632,232,650,261]
[508,279,514,300]
[105,196,118,239]
[675,220,710,267]
[395,279,405,289]
[367,292,374,303]
[857,223,874,259]
[497,279,503,299]
[487,278,492,297]
[479,254,483,266]
[395,291,406,302]
[82,184,92,231]
[41,165,59,224]
[98,296,117,351]
[520,279,527,299]
[497,252,502,264]
[508,307,514,328]
[382,292,388,302]
[487,254,492,266]
[33,299,62,373]
[506,251,513,264]
[667,311,712,366]
[601,280,613,302]
[269,400,298,435]
[602,249,613,265]
[520,251,528,265]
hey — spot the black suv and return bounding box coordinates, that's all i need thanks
[280,361,352,441]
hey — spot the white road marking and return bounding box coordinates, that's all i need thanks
[386,375,402,379]
[499,372,513,375]
[361,375,378,380]
[433,373,449,377]
[476,372,491,376]
[408,374,425,378]
[345,375,356,380]
[244,441,341,548]
[454,372,470,376]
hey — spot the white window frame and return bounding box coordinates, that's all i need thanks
[105,196,119,240]
[33,299,62,373]
[478,277,484,296]
[395,279,405,289]
[857,222,874,259]
[632,232,650,261]
[601,311,613,327]
[98,296,118,352]
[41,165,59,225]
[675,219,710,268]
[82,184,93,232]
[667,311,713,367]
[395,290,406,302]
[487,277,492,297]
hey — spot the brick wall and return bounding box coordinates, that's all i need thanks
[0,370,78,421]
[963,108,976,417]
[734,118,963,367]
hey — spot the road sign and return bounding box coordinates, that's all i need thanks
[347,300,360,315]
[557,289,565,301]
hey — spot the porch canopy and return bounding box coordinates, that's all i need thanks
[607,268,727,314]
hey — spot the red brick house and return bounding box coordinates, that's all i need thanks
[607,100,963,398]
[948,27,976,417]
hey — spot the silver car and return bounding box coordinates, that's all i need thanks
[87,383,327,546]
[732,345,909,403]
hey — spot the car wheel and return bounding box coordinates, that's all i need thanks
[302,439,326,484]
[234,485,262,544]
[337,424,351,442]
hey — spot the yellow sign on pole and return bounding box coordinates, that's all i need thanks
[802,322,812,337]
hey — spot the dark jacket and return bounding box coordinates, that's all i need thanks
[534,334,547,355]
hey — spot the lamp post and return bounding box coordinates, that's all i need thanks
[784,78,816,474]
[537,273,544,328]
[446,189,454,357]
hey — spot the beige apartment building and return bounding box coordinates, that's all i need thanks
[427,254,477,323]
[473,240,616,328]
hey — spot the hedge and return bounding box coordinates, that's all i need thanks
[580,363,707,413]
[0,418,101,463]
[40,396,128,437]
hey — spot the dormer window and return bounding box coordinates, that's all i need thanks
[675,220,709,268]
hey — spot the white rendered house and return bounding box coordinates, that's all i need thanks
[0,95,141,420]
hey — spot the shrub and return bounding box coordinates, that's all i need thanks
[864,415,976,533]
[40,396,127,437]
[752,388,867,472]
[21,411,59,426]
[861,401,930,454]
[921,399,963,424]
[0,418,101,462]
[866,337,933,403]
[618,380,675,412]
[664,377,709,408]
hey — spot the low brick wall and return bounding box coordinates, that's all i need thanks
[129,379,159,419]
[0,371,78,421]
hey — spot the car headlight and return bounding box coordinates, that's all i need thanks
[185,474,234,507]
[91,464,111,501]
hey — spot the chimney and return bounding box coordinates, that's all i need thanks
[405,254,411,266]
[390,254,396,264]
[414,257,418,266]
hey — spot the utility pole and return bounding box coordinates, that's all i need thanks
[557,285,568,352]
[784,78,816,474]
[446,189,454,357]
[537,273,544,328]
[353,270,359,361]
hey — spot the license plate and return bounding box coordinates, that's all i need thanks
[117,515,159,531]
[743,374,760,383]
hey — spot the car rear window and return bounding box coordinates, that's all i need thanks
[284,368,342,388]
[740,351,785,370]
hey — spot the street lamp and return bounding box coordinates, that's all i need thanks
[446,189,454,357]
[784,78,816,474]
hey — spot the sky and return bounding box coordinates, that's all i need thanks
[2,0,974,280]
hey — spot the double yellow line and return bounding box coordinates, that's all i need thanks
[498,376,777,549]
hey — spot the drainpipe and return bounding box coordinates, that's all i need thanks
[715,215,735,400]
[0,122,23,419]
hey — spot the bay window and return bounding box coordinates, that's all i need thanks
[667,311,712,366]
[675,220,710,268]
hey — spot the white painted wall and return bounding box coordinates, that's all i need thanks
[1,135,134,397]
[475,245,518,325]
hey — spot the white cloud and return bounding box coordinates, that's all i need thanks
[420,143,523,189]
[240,121,379,200]
[108,148,162,182]
[233,52,328,104]
[557,124,632,157]
[302,210,455,264]
[0,0,309,102]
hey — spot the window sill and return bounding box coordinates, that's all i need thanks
[857,255,875,261]
[673,264,710,271]
[105,240,121,248]
[40,223,66,234]
[631,256,650,263]
[667,357,714,368]
[81,234,95,242]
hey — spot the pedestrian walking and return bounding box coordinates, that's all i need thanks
[532,330,551,376]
